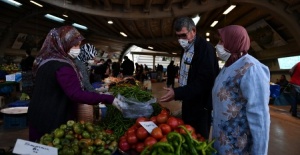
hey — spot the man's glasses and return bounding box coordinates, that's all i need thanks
[176,31,189,39]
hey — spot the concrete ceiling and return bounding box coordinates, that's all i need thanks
[0,0,299,61]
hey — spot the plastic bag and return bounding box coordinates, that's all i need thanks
[117,94,157,118]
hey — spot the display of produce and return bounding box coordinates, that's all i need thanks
[39,120,118,155]
[117,109,217,155]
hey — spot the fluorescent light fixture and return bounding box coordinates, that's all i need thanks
[206,38,210,42]
[206,32,210,36]
[108,20,113,24]
[120,32,127,37]
[45,14,65,23]
[3,0,22,6]
[62,14,68,18]
[72,23,88,30]
[192,15,200,25]
[30,0,43,7]
[223,5,236,15]
[148,46,153,49]
[172,52,177,55]
[210,21,218,27]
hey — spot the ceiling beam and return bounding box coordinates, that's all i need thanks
[163,0,174,11]
[182,0,193,9]
[124,0,131,12]
[131,52,179,57]
[103,0,112,10]
[144,0,152,13]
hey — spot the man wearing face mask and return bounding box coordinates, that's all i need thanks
[160,17,219,139]
[74,43,98,92]
[28,26,123,142]
[212,25,270,155]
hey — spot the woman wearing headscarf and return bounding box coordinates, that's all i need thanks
[75,43,97,92]
[28,26,122,142]
[212,25,270,155]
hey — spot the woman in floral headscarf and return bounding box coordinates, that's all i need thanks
[28,26,122,142]
[212,25,270,155]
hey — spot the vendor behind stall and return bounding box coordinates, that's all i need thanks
[28,26,123,142]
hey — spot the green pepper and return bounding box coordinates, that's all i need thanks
[179,125,198,155]
[166,132,183,155]
[54,128,64,138]
[141,146,150,155]
[151,142,174,154]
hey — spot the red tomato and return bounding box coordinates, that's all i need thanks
[150,116,157,124]
[119,135,127,142]
[118,139,130,151]
[151,127,163,140]
[167,117,179,129]
[160,135,168,142]
[156,113,168,124]
[144,136,157,147]
[160,109,170,115]
[135,142,145,153]
[126,133,138,144]
[136,127,149,140]
[159,124,172,135]
[177,118,184,126]
[135,117,149,127]
[126,127,136,135]
[179,124,195,134]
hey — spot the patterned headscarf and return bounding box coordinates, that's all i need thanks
[77,43,97,63]
[33,25,85,79]
[218,25,250,67]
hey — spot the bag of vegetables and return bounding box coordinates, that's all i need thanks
[117,94,157,119]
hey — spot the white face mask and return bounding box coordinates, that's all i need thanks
[68,48,81,58]
[178,39,189,48]
[215,44,231,61]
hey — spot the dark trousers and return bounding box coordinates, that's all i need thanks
[291,85,300,115]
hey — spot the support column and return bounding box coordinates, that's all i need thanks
[152,55,156,71]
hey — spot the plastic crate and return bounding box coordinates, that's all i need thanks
[3,114,27,129]
[8,100,30,107]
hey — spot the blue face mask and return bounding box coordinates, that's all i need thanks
[178,39,189,48]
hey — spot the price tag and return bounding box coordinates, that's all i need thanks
[13,139,58,155]
[139,121,158,134]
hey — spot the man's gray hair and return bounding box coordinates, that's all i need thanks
[173,17,196,32]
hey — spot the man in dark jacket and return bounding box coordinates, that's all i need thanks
[160,17,219,139]
[120,56,134,77]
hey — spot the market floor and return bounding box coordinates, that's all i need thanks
[0,80,300,154]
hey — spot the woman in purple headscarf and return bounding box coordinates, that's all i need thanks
[28,26,122,142]
[212,25,270,155]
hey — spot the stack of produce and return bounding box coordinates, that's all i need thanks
[118,109,217,155]
[39,120,118,155]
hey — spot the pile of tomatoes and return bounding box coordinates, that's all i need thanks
[118,109,205,154]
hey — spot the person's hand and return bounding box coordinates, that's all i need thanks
[160,87,175,102]
[112,98,125,111]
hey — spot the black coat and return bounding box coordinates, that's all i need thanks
[174,35,219,138]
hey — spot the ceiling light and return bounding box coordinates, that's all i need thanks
[148,46,153,49]
[120,32,127,37]
[223,5,236,15]
[172,52,177,55]
[210,21,218,27]
[206,38,210,42]
[72,23,88,30]
[30,0,43,7]
[45,14,65,23]
[62,14,68,18]
[3,0,22,6]
[192,15,201,25]
[108,20,113,24]
[206,32,210,36]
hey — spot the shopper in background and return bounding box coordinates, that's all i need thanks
[211,25,270,155]
[160,17,219,139]
[112,61,121,77]
[28,26,122,142]
[289,62,300,117]
[166,60,176,88]
[94,59,112,81]
[20,49,35,97]
[74,43,97,92]
[276,74,289,93]
[120,56,134,77]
